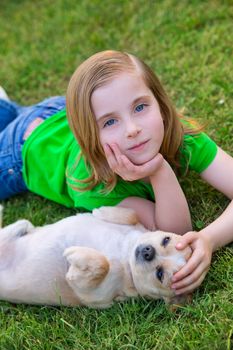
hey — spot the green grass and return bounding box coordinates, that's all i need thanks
[0,0,233,349]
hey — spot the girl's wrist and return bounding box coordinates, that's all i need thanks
[198,229,216,252]
[149,158,173,181]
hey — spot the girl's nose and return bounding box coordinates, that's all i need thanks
[126,120,142,138]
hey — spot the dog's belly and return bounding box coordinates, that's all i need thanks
[20,214,142,261]
[0,240,80,305]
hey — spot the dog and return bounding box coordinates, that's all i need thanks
[0,205,191,308]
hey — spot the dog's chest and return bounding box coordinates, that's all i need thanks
[57,218,142,260]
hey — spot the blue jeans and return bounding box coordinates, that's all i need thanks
[0,96,66,200]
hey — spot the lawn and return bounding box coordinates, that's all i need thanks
[0,0,232,349]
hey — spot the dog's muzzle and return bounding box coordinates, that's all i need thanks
[135,244,155,262]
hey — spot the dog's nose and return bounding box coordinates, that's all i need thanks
[135,244,155,262]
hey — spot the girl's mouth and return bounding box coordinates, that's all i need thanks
[128,140,149,151]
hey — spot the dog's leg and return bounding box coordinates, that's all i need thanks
[0,205,34,239]
[64,246,109,288]
[92,206,139,225]
[64,246,124,308]
[0,219,34,240]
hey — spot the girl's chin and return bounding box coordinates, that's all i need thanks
[129,153,158,166]
[129,157,154,166]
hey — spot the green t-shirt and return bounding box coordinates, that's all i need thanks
[22,110,218,210]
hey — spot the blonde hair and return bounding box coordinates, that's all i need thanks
[66,50,200,192]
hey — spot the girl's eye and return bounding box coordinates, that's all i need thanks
[135,104,146,113]
[103,119,117,128]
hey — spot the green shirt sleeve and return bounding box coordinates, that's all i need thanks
[180,132,218,174]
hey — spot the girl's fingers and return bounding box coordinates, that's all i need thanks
[121,152,163,178]
[172,251,202,282]
[110,144,140,174]
[110,143,122,162]
[172,261,207,290]
[143,153,164,171]
[121,154,141,172]
[104,143,115,159]
[172,271,207,295]
[105,144,163,180]
[175,231,197,250]
[109,144,128,171]
[104,144,119,170]
[105,144,136,178]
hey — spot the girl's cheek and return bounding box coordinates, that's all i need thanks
[98,133,106,149]
[100,132,109,143]
[101,129,118,144]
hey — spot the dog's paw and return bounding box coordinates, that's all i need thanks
[1,219,35,239]
[64,246,110,288]
[13,220,34,236]
[93,206,139,225]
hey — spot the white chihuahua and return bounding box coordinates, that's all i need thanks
[0,205,191,308]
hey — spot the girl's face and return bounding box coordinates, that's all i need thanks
[91,72,164,165]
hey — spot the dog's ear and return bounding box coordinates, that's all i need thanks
[92,206,139,225]
[163,293,193,311]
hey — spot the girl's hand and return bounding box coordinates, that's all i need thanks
[104,143,164,181]
[171,231,213,294]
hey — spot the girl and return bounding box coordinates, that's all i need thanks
[0,50,232,296]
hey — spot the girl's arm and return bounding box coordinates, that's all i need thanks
[149,159,192,234]
[105,144,192,234]
[172,147,233,294]
[117,197,156,231]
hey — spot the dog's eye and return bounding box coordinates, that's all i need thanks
[161,236,170,247]
[156,266,164,283]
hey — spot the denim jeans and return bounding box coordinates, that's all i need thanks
[0,96,66,200]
